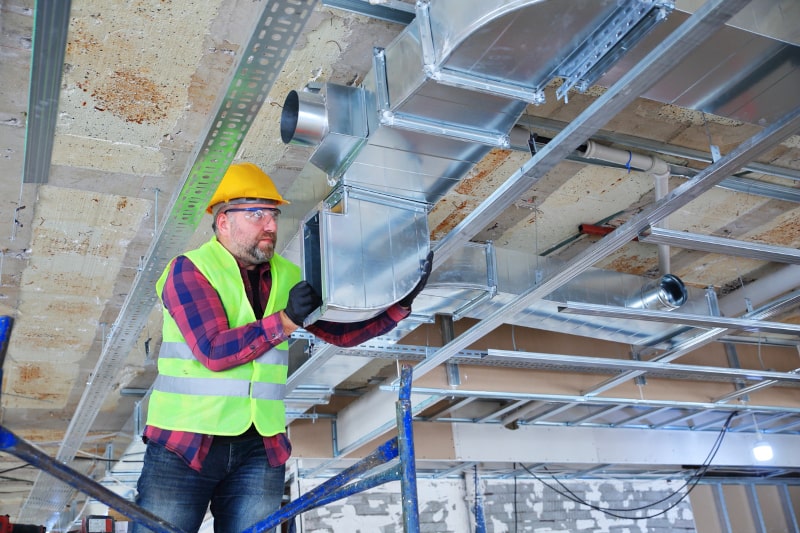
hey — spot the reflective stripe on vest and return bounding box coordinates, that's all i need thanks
[153,374,286,400]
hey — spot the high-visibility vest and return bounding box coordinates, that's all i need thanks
[146,237,300,437]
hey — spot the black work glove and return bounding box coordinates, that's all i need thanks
[398,250,433,308]
[285,281,322,326]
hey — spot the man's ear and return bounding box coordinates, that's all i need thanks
[214,211,231,236]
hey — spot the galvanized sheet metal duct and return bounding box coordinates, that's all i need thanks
[281,0,677,322]
[412,243,693,348]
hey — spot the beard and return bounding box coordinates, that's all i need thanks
[229,230,276,266]
[247,240,275,264]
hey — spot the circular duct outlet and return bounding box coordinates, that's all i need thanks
[280,89,327,146]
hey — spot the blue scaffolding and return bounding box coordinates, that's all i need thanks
[0,315,421,532]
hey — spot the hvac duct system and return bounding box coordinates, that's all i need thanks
[280,0,676,322]
[411,243,692,348]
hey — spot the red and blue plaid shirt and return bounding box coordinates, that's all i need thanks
[143,254,410,471]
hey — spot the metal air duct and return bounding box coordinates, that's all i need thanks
[281,0,676,322]
[412,243,693,348]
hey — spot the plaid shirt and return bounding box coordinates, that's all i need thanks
[143,254,410,471]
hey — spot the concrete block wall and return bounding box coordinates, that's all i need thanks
[292,477,696,532]
[477,478,696,532]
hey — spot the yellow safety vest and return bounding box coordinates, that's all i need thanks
[146,237,300,437]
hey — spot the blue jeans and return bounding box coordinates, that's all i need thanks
[131,439,285,533]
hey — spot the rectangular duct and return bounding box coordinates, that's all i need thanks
[301,186,430,323]
[282,0,675,322]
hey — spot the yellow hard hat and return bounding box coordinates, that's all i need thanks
[206,162,289,213]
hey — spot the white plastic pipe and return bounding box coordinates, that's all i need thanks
[583,140,672,274]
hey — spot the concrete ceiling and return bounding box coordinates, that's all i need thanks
[1,0,800,529]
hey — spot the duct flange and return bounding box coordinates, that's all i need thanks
[411,241,498,320]
[301,185,430,324]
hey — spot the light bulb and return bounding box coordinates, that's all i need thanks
[752,439,773,461]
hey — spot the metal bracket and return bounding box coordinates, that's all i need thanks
[372,47,391,112]
[555,0,675,102]
[380,111,511,148]
[427,67,547,105]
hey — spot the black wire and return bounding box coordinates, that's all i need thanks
[521,411,738,520]
[544,409,732,512]
[0,463,35,475]
[514,463,519,533]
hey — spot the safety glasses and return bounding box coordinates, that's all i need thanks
[223,206,281,224]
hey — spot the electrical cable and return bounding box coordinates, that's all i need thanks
[520,411,738,520]
[0,463,34,475]
[513,463,518,532]
[527,412,735,518]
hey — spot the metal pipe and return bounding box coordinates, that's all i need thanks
[578,223,622,238]
[624,274,687,310]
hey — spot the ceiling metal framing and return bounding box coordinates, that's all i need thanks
[405,386,800,433]
[580,289,800,397]
[639,228,800,264]
[284,0,800,474]
[559,300,800,335]
[22,0,70,184]
[284,2,800,490]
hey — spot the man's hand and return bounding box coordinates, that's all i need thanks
[284,281,322,326]
[398,250,433,309]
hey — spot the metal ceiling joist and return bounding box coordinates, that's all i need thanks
[486,349,800,385]
[475,400,527,424]
[22,0,71,184]
[584,290,800,397]
[558,302,800,335]
[398,385,800,425]
[616,407,669,427]
[18,0,319,525]
[713,175,800,204]
[639,227,800,264]
[714,376,800,404]
[519,115,800,183]
[417,0,761,380]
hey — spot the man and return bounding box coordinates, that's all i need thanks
[132,162,432,533]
